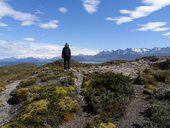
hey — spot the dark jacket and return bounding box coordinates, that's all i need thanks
[62,46,71,59]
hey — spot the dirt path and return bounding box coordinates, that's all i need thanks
[60,70,92,128]
[116,84,149,128]
[0,81,20,126]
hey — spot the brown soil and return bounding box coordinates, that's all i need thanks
[116,84,149,128]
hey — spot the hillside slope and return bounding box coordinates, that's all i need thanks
[0,57,170,128]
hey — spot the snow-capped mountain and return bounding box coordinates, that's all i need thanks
[0,47,170,66]
[91,47,170,61]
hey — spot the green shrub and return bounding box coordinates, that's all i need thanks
[19,78,37,87]
[152,84,170,100]
[82,72,133,122]
[146,100,170,128]
[135,69,156,85]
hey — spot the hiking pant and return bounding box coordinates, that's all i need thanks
[64,58,70,70]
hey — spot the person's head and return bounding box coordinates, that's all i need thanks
[65,43,69,47]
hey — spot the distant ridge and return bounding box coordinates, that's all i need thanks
[0,47,170,66]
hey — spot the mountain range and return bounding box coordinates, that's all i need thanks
[0,47,170,66]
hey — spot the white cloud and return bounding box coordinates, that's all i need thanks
[162,32,170,37]
[24,37,35,42]
[108,17,132,24]
[39,20,59,29]
[58,7,68,14]
[0,0,38,26]
[0,40,99,59]
[0,22,8,27]
[35,10,44,15]
[105,17,115,22]
[0,0,59,29]
[83,0,100,14]
[108,0,170,24]
[136,22,170,31]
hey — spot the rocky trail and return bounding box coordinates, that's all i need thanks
[0,81,20,126]
[116,84,149,128]
[60,70,93,128]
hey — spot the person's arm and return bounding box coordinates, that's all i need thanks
[69,48,71,58]
[62,48,64,58]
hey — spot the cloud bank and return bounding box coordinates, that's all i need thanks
[0,40,99,59]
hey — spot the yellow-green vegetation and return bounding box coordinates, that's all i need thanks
[99,123,117,128]
[0,124,11,128]
[0,64,37,93]
[135,68,170,95]
[58,97,80,112]
[144,84,155,95]
[4,84,80,127]
[54,86,75,97]
[0,100,3,107]
[19,78,37,87]
[0,83,5,92]
[82,72,134,127]
[135,69,156,85]
[135,69,157,95]
[20,100,49,121]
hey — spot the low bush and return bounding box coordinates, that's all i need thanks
[146,100,170,128]
[82,72,134,124]
[135,69,156,85]
[19,78,37,87]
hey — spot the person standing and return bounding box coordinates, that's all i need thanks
[62,43,71,71]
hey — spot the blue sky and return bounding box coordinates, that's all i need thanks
[0,0,170,58]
